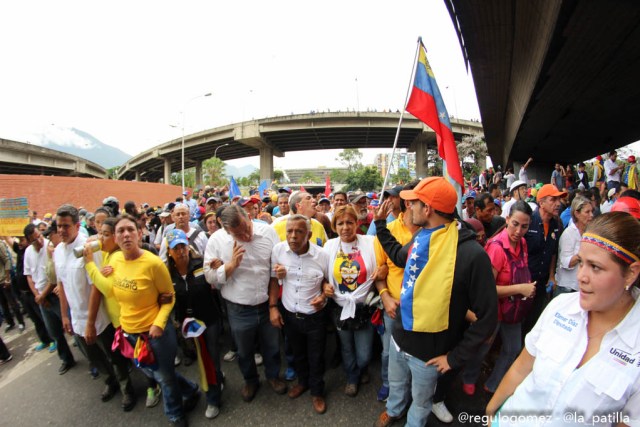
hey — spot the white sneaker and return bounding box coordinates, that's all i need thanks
[205,404,220,419]
[223,350,237,362]
[254,353,263,366]
[432,401,453,423]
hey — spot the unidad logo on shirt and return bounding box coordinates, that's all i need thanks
[609,347,638,367]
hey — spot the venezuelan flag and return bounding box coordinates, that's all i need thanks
[406,41,464,188]
[400,221,457,332]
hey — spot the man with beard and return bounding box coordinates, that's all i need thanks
[349,192,373,235]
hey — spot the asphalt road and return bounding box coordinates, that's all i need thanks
[0,322,490,427]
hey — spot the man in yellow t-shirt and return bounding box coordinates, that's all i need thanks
[373,197,417,402]
[272,191,327,247]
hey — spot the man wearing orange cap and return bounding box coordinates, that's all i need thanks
[521,184,565,337]
[373,177,497,427]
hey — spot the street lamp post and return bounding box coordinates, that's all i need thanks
[214,143,229,159]
[181,92,212,193]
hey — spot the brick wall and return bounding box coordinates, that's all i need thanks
[0,175,187,216]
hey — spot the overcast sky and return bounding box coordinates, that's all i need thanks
[0,0,482,169]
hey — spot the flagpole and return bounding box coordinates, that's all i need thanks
[379,37,423,205]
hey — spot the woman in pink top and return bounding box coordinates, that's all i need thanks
[462,201,536,395]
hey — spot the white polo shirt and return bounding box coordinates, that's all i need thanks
[498,290,640,426]
[605,158,621,183]
[271,241,329,315]
[54,233,109,337]
[23,238,50,293]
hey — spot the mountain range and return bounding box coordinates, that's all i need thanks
[33,127,258,177]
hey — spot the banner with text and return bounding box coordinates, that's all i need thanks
[0,197,29,236]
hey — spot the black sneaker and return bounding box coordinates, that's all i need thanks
[4,324,15,333]
[59,360,76,375]
[0,355,13,365]
[183,387,200,413]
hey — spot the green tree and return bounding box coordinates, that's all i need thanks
[330,169,348,183]
[202,156,227,187]
[391,167,412,184]
[247,169,261,186]
[170,169,195,188]
[336,148,363,173]
[273,169,284,183]
[107,166,120,180]
[300,171,319,183]
[457,136,487,176]
[345,166,383,191]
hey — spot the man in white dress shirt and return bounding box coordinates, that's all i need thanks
[269,214,330,414]
[203,204,286,402]
[54,204,135,410]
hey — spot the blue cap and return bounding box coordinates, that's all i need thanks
[166,229,189,249]
[494,198,502,207]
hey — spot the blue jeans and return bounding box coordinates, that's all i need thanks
[337,323,373,384]
[225,301,281,384]
[380,312,395,388]
[202,321,223,406]
[386,344,439,427]
[126,324,198,422]
[485,322,522,392]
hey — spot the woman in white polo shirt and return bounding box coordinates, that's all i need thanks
[486,212,640,426]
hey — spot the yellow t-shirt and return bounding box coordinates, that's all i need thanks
[87,250,174,333]
[85,251,122,327]
[273,216,328,246]
[374,212,414,300]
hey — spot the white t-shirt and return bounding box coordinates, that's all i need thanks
[23,239,50,293]
[604,159,621,182]
[498,290,640,426]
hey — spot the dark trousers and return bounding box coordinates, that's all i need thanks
[0,335,9,359]
[39,294,75,364]
[521,281,549,338]
[75,323,132,395]
[225,300,281,384]
[20,290,52,345]
[0,284,24,326]
[282,306,327,396]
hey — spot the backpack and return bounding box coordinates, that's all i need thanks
[487,239,534,324]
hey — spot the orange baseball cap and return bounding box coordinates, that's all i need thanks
[536,184,567,202]
[399,177,457,213]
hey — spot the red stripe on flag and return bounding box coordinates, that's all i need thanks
[406,87,463,187]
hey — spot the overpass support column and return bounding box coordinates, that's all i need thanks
[134,170,140,181]
[259,147,273,181]
[195,161,203,188]
[414,139,429,179]
[163,158,171,184]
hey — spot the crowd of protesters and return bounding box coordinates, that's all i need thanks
[1,150,639,427]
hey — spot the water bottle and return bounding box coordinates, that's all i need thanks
[73,240,101,258]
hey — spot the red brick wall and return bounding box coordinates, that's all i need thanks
[0,175,187,216]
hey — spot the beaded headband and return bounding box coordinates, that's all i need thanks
[582,232,640,265]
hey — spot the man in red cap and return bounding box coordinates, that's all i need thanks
[522,184,565,337]
[373,177,497,427]
[622,155,638,192]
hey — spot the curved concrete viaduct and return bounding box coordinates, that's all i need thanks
[117,111,483,185]
[0,138,107,178]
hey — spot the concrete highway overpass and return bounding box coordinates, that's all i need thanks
[445,0,640,179]
[117,111,483,185]
[0,138,107,178]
